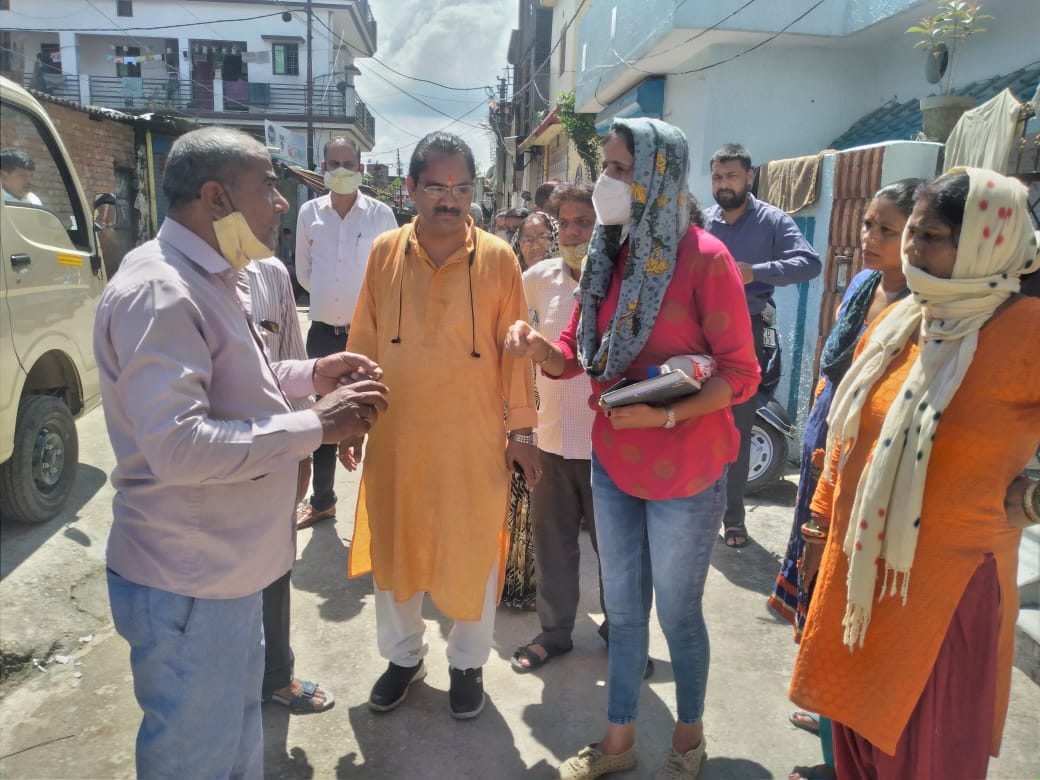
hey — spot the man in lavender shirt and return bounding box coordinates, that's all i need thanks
[93,127,388,780]
[704,143,821,549]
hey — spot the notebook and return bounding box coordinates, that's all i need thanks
[599,371,703,408]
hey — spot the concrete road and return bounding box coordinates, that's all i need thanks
[1,389,1038,778]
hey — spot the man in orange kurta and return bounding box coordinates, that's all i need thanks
[347,132,539,720]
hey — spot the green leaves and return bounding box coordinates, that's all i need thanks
[905,1,992,95]
[557,91,601,179]
[905,1,992,46]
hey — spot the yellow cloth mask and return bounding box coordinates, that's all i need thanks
[560,241,589,272]
[324,168,363,196]
[213,211,273,271]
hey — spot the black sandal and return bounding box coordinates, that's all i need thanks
[510,642,572,673]
[724,525,750,548]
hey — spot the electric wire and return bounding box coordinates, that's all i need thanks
[604,0,829,79]
[281,3,491,92]
[0,11,287,32]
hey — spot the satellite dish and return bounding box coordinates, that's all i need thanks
[925,43,949,84]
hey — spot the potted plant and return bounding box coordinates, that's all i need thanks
[907,1,992,141]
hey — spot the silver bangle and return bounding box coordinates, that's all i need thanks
[662,406,676,429]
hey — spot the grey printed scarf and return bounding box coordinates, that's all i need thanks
[576,118,691,381]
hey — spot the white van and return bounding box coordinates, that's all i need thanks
[0,76,114,523]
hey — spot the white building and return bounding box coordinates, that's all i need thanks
[0,0,379,164]
[516,0,593,186]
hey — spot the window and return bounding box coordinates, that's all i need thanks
[0,0,10,11]
[115,46,141,78]
[0,102,89,249]
[558,29,567,76]
[39,43,62,75]
[117,0,133,16]
[272,43,299,76]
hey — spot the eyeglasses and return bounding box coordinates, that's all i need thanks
[519,233,553,244]
[421,184,475,198]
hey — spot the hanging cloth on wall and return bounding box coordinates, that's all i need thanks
[944,88,1024,173]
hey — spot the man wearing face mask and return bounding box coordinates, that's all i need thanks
[510,182,611,673]
[294,137,398,530]
[704,143,821,550]
[499,206,529,245]
[93,127,388,778]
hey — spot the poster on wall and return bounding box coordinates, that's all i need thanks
[264,119,307,168]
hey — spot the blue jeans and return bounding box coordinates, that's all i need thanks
[108,568,265,780]
[592,454,725,725]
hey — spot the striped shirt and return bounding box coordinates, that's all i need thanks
[238,257,312,412]
[523,258,594,459]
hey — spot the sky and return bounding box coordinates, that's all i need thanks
[353,0,518,176]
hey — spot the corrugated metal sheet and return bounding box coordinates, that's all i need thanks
[831,61,1040,150]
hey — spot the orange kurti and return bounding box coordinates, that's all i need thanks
[790,296,1040,756]
[347,220,537,620]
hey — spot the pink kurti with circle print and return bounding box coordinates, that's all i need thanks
[553,227,759,500]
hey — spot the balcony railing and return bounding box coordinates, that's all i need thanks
[354,94,375,140]
[357,0,378,44]
[75,75,374,139]
[21,73,79,102]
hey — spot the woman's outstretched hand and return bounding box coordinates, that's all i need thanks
[504,320,548,360]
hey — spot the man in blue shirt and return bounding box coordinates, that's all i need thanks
[704,143,821,548]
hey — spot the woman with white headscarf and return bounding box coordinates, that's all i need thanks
[790,168,1040,779]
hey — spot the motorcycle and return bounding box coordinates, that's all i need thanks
[744,305,797,495]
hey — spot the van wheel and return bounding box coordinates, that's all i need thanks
[744,421,787,496]
[0,396,78,524]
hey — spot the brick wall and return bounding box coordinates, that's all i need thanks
[41,102,136,205]
[41,101,140,274]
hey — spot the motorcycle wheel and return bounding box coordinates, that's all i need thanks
[744,420,788,495]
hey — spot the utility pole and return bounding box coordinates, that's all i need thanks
[497,72,508,212]
[395,149,403,209]
[306,0,314,170]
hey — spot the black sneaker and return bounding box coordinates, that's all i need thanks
[448,666,485,720]
[368,661,426,712]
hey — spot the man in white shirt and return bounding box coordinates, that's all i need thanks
[295,137,398,530]
[511,183,606,672]
[1,148,44,206]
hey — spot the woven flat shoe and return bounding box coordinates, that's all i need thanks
[558,743,637,780]
[654,737,707,780]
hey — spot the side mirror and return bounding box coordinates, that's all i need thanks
[93,192,118,231]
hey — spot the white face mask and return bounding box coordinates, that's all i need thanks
[592,174,632,226]
[559,241,589,272]
[324,167,363,196]
[213,211,272,271]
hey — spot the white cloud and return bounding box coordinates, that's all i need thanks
[357,0,517,173]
